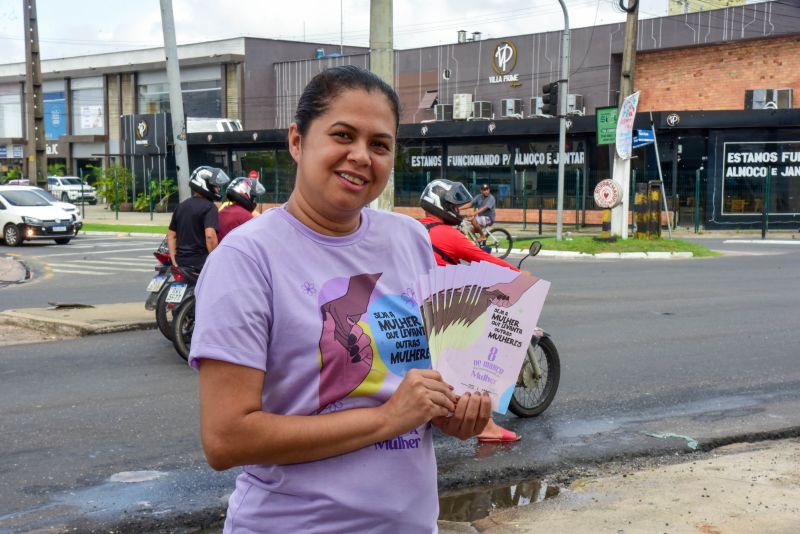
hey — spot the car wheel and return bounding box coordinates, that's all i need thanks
[55,237,71,245]
[3,224,23,247]
[89,201,97,205]
[61,193,69,202]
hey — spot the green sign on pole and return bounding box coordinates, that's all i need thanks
[596,106,619,146]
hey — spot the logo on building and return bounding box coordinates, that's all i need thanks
[666,113,681,127]
[420,125,429,136]
[135,119,150,147]
[489,41,519,84]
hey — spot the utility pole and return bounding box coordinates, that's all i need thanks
[610,0,639,238]
[369,0,394,212]
[23,0,46,186]
[159,0,191,202]
[555,0,570,241]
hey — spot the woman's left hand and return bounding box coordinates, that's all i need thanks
[432,391,492,440]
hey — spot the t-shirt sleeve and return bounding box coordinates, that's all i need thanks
[487,195,496,210]
[188,244,273,371]
[203,204,219,231]
[440,226,518,270]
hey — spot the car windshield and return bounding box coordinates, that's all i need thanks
[0,190,52,207]
[62,178,84,186]
[31,188,60,202]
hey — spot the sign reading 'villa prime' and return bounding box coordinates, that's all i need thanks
[489,41,519,84]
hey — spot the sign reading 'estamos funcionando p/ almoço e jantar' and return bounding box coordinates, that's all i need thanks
[724,142,800,178]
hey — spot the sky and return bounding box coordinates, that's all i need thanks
[0,0,681,63]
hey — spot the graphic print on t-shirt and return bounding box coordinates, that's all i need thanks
[317,273,431,411]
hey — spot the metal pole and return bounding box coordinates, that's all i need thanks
[79,168,86,219]
[148,168,154,221]
[649,112,672,238]
[159,0,191,201]
[114,166,119,221]
[555,0,570,241]
[631,169,637,236]
[574,169,580,230]
[522,169,527,230]
[538,195,543,236]
[694,169,701,234]
[762,170,771,239]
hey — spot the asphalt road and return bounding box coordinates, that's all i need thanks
[0,235,163,308]
[1,236,799,531]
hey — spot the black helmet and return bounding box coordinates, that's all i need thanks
[420,179,473,225]
[189,166,230,201]
[226,177,266,212]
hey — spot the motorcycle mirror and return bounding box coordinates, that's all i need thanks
[517,240,542,270]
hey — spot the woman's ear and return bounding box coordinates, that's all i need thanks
[288,123,302,163]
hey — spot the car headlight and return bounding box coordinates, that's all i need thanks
[22,216,43,225]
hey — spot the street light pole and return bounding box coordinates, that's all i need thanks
[555,0,570,241]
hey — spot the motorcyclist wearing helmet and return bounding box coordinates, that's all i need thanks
[167,166,231,272]
[419,179,522,443]
[419,179,518,270]
[218,177,266,240]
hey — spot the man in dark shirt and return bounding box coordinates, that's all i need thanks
[167,166,230,271]
[218,177,265,241]
[470,183,497,244]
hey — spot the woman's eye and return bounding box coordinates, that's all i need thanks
[371,141,390,151]
[333,131,351,140]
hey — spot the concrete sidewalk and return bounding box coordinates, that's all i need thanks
[439,438,800,533]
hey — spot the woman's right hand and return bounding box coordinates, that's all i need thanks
[380,369,457,434]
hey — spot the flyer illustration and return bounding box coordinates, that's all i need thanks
[415,262,550,414]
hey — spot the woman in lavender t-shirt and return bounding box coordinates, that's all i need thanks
[189,66,492,533]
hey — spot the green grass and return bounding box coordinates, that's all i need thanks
[512,236,720,257]
[83,223,168,234]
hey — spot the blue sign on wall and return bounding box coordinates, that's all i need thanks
[44,92,67,140]
[632,129,655,149]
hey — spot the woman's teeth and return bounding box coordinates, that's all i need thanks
[339,172,365,186]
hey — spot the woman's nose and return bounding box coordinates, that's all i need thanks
[347,142,371,167]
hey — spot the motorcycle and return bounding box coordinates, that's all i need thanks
[169,266,200,361]
[507,241,560,418]
[145,238,175,340]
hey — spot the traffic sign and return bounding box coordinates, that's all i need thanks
[632,129,655,149]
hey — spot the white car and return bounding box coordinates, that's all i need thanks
[28,186,83,234]
[0,185,76,246]
[47,175,98,205]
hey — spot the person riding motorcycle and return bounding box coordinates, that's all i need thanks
[419,179,522,443]
[167,166,230,272]
[218,177,266,240]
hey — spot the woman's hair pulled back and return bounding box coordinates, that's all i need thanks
[294,65,400,136]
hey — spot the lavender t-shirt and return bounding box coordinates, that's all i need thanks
[190,206,438,533]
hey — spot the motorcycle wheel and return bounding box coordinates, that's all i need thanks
[155,283,174,341]
[171,295,195,362]
[508,336,560,418]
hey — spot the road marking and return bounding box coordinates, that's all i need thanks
[723,239,800,245]
[70,259,154,267]
[95,257,156,264]
[50,269,113,276]
[42,247,157,257]
[47,262,152,273]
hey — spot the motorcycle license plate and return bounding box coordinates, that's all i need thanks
[146,274,168,293]
[165,283,187,303]
[53,226,67,232]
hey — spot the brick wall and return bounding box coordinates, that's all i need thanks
[636,35,800,111]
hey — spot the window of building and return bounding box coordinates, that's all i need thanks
[71,77,105,135]
[395,143,444,206]
[137,67,222,118]
[43,80,66,140]
[0,83,23,138]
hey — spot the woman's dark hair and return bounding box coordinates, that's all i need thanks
[294,65,401,136]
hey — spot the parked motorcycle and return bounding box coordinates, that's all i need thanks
[508,241,560,417]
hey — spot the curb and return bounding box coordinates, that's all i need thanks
[0,256,29,284]
[82,231,166,238]
[510,249,694,259]
[0,307,156,337]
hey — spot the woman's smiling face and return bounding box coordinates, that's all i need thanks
[288,88,397,234]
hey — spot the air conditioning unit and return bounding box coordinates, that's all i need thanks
[434,104,453,121]
[745,89,793,110]
[453,93,473,120]
[567,94,585,116]
[530,96,546,116]
[501,99,523,118]
[472,101,493,120]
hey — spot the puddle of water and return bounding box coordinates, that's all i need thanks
[438,479,561,522]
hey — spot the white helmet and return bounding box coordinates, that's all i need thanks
[226,177,266,212]
[420,179,473,225]
[189,166,230,201]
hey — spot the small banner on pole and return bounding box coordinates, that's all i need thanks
[596,106,619,146]
[615,91,640,160]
